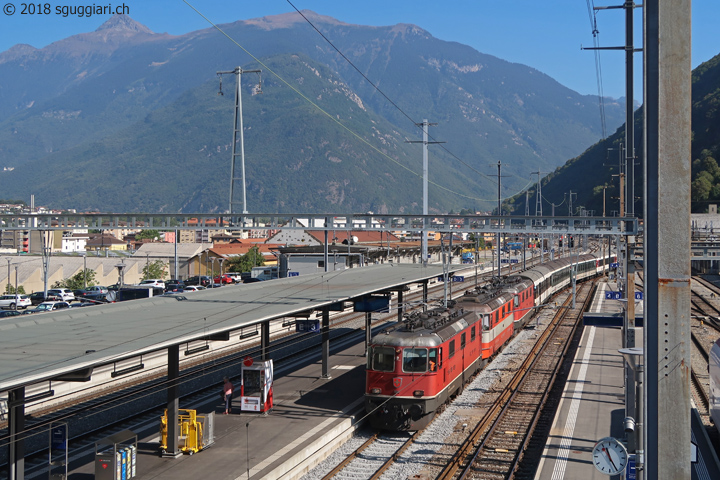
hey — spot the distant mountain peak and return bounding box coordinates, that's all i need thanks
[95,15,153,34]
[243,10,350,30]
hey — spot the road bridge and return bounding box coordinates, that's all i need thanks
[0,213,637,235]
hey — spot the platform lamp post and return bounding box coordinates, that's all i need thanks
[83,253,87,289]
[619,347,644,480]
[210,257,216,280]
[14,266,18,308]
[6,257,10,294]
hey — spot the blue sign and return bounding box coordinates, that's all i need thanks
[288,271,299,277]
[635,291,644,300]
[51,424,67,450]
[452,276,465,282]
[296,319,320,333]
[510,259,519,264]
[354,296,390,313]
[605,291,622,300]
[610,262,619,268]
[626,455,636,480]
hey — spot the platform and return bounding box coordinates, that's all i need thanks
[535,281,720,480]
[27,341,368,480]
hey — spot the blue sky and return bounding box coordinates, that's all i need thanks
[0,0,717,100]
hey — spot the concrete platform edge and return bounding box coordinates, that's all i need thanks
[261,399,366,480]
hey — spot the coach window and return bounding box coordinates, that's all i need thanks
[471,325,476,341]
[369,346,395,372]
[461,332,466,349]
[514,295,519,308]
[482,314,490,331]
[403,348,428,373]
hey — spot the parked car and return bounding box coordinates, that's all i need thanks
[77,286,109,297]
[183,285,206,292]
[29,291,61,305]
[139,279,166,289]
[242,277,264,284]
[25,301,71,314]
[165,280,185,293]
[224,273,243,283]
[213,274,234,284]
[0,294,32,310]
[0,310,22,318]
[185,276,212,287]
[47,288,75,303]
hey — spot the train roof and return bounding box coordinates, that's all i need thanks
[370,305,479,347]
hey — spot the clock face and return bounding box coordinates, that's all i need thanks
[592,437,629,475]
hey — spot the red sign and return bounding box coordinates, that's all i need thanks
[243,356,254,367]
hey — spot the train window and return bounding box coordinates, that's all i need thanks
[514,295,519,308]
[402,348,428,373]
[429,348,439,371]
[471,326,476,341]
[483,315,490,331]
[449,340,456,358]
[370,346,395,372]
[461,332,466,349]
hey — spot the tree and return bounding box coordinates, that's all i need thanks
[136,229,161,241]
[226,246,265,273]
[5,284,26,294]
[141,260,167,280]
[52,269,97,290]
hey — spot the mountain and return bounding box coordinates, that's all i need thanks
[503,52,720,217]
[0,12,626,213]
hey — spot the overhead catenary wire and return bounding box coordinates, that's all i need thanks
[183,0,522,204]
[285,1,501,186]
[586,0,607,138]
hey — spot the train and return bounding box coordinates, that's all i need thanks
[710,338,720,427]
[364,252,616,431]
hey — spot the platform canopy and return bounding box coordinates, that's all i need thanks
[0,263,447,392]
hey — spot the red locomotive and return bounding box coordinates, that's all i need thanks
[365,252,612,430]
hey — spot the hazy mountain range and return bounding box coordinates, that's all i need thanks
[504,51,720,217]
[0,12,626,214]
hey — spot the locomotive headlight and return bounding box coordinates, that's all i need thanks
[413,390,424,397]
[370,387,381,394]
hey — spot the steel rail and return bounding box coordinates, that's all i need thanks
[435,281,593,480]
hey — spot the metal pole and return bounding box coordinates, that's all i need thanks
[6,257,10,294]
[422,119,429,266]
[236,69,248,215]
[496,160,502,278]
[221,67,260,215]
[83,254,87,289]
[644,1,692,478]
[174,229,178,280]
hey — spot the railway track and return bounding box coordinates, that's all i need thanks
[311,279,596,480]
[689,276,720,434]
[320,430,421,480]
[436,281,595,480]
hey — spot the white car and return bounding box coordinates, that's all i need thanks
[47,288,75,303]
[183,285,206,292]
[139,279,166,289]
[26,301,71,313]
[0,294,32,310]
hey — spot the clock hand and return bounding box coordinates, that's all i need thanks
[602,447,619,470]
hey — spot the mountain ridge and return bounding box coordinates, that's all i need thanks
[0,12,627,213]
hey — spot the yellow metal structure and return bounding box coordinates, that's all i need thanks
[159,409,207,455]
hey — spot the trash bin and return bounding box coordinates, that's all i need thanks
[95,430,137,480]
